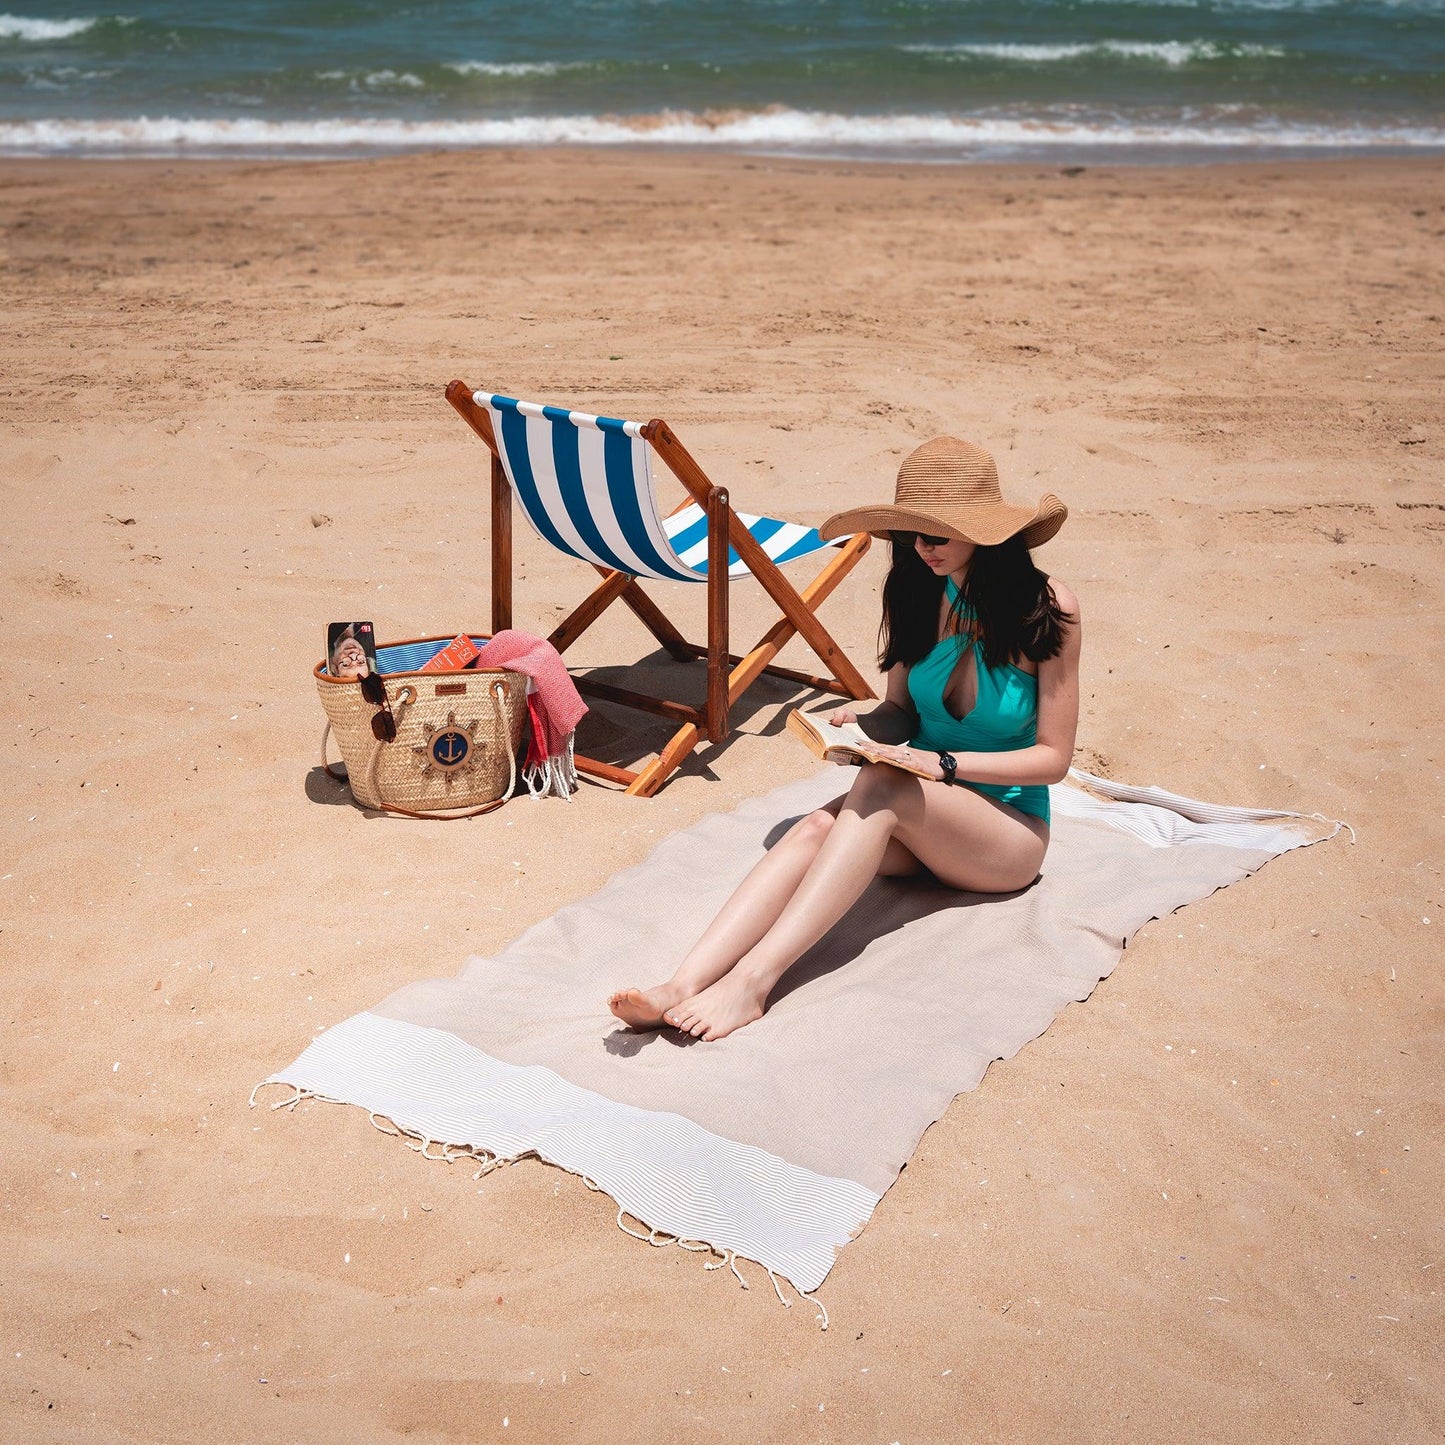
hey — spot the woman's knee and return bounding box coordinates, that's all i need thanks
[849,760,913,812]
[789,808,837,850]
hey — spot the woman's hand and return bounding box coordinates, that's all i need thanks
[831,693,918,746]
[867,743,943,781]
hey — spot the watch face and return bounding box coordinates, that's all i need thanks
[940,753,957,769]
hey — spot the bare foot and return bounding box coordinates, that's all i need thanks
[608,983,689,1031]
[665,974,767,1042]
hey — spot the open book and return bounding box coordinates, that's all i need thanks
[785,709,937,779]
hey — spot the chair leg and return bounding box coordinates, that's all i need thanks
[625,722,702,798]
[732,526,874,701]
[706,486,731,744]
[547,570,634,655]
[614,575,694,662]
[491,453,512,634]
[724,530,876,706]
[547,566,696,662]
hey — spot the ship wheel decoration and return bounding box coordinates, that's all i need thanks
[412,712,481,785]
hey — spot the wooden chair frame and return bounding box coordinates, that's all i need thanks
[446,381,876,796]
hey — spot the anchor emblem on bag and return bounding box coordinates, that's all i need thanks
[413,711,481,784]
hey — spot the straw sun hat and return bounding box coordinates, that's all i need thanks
[819,436,1067,550]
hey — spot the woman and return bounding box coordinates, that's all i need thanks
[609,436,1081,1041]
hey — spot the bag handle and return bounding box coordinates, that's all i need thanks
[327,680,519,821]
[321,721,347,781]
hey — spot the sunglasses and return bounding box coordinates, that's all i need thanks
[891,529,950,549]
[358,669,397,742]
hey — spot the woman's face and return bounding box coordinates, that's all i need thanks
[332,637,370,678]
[914,532,975,579]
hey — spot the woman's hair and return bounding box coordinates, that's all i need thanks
[879,534,1074,672]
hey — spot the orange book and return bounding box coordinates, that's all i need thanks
[419,633,482,673]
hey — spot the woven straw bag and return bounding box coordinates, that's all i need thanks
[317,635,528,819]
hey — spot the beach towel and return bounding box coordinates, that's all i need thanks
[255,769,1344,1319]
[474,630,586,798]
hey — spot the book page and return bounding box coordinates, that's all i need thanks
[807,716,872,750]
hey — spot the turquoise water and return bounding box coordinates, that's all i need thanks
[2,0,1442,158]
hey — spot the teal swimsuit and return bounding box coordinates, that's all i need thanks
[906,578,1050,825]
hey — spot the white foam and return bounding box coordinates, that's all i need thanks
[0,13,97,40]
[364,69,424,89]
[445,60,585,78]
[315,68,425,88]
[904,40,1288,66]
[23,64,113,90]
[2,109,1442,156]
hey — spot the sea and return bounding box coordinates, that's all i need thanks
[1,0,1442,163]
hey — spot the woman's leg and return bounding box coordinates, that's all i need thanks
[666,764,1049,1041]
[608,799,921,1029]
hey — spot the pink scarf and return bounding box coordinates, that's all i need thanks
[474,630,587,798]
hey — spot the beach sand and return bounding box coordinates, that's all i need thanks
[2,150,1441,1442]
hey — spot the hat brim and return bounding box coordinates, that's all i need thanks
[820,493,1068,550]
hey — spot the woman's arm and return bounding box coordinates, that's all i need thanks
[829,662,917,745]
[867,581,1082,785]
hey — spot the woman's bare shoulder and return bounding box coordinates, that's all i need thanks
[1046,575,1080,616]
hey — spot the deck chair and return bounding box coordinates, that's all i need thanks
[446,382,876,796]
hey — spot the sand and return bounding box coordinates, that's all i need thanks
[2,150,1441,1443]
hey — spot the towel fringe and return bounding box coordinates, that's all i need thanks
[1309,811,1356,844]
[798,1286,830,1331]
[728,1252,749,1290]
[524,731,580,801]
[249,1081,300,1110]
[1066,766,1353,844]
[249,1081,346,1111]
[616,1208,652,1242]
[610,1215,831,1327]
[766,1267,791,1308]
[258,1085,830,1328]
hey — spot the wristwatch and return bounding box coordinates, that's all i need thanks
[937,752,958,786]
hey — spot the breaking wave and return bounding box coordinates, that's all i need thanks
[2,108,1441,156]
[903,41,1290,66]
[0,12,100,41]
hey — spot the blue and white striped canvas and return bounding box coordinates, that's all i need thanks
[479,392,844,583]
[375,637,489,676]
[661,503,840,579]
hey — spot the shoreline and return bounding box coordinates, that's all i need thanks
[3,105,1443,167]
[4,145,1445,177]
[6,141,1445,168]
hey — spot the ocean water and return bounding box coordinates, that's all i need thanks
[1,0,1442,160]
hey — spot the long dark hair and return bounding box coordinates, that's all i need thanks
[879,534,1073,672]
